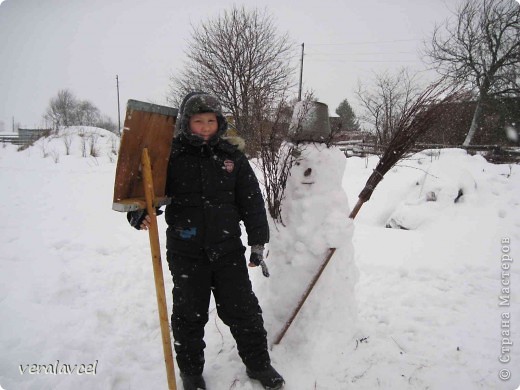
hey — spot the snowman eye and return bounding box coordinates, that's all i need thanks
[304,168,312,177]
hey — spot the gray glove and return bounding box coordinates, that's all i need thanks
[249,244,270,278]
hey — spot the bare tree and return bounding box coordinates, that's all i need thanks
[425,0,520,145]
[44,89,117,133]
[95,115,118,134]
[356,68,421,146]
[45,89,78,130]
[169,6,296,154]
[73,100,101,127]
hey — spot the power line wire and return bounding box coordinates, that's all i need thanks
[306,51,417,56]
[305,58,419,64]
[304,39,420,46]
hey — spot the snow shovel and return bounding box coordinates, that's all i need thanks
[112,100,178,390]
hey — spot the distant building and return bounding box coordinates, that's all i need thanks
[17,128,51,140]
[0,128,51,145]
[418,96,520,146]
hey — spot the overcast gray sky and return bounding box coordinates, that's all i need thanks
[0,0,477,131]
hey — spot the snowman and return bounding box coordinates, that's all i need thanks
[253,101,359,361]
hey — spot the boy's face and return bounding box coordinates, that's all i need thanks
[189,112,218,141]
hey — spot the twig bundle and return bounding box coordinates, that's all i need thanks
[273,82,465,346]
[349,80,465,219]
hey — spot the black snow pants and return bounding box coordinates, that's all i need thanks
[167,248,270,375]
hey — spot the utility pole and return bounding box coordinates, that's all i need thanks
[116,75,121,136]
[298,43,304,101]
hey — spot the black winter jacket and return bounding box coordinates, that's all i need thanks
[164,137,269,260]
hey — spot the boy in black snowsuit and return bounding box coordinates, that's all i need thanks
[128,92,284,390]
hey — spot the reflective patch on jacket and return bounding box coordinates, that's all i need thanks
[175,227,197,239]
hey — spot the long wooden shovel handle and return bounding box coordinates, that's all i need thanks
[142,148,177,390]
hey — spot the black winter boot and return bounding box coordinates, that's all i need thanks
[180,372,206,390]
[246,365,285,389]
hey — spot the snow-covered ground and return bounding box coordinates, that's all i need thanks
[0,128,519,389]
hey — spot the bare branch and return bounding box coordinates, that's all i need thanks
[169,6,296,154]
[424,0,519,145]
[356,68,422,147]
[425,0,520,97]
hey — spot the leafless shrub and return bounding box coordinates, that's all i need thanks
[89,133,99,157]
[39,139,49,158]
[50,149,60,164]
[256,94,317,224]
[110,136,118,156]
[259,141,302,225]
[62,133,73,155]
[80,134,87,158]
